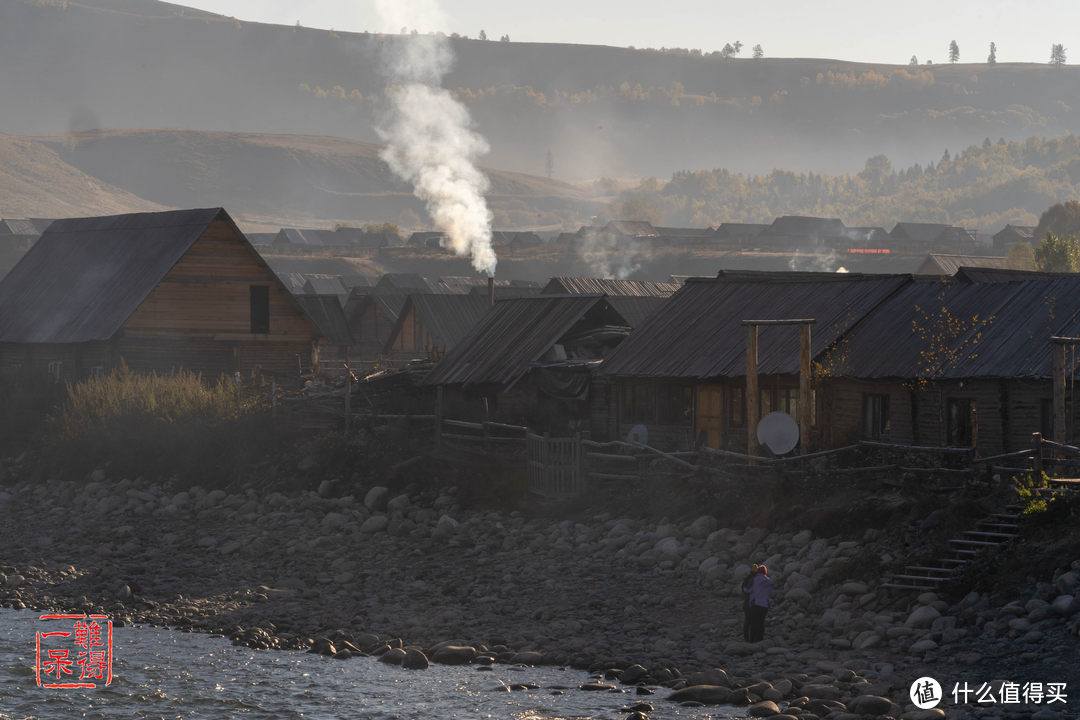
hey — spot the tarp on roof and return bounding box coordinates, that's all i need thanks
[0,208,229,344]
[542,277,679,297]
[422,295,629,389]
[595,274,911,380]
[385,294,491,354]
[822,279,1080,380]
[294,295,355,346]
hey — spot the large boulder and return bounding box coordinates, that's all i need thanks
[364,486,389,511]
[1051,594,1079,617]
[748,701,780,717]
[904,605,941,629]
[387,494,411,512]
[667,685,730,705]
[360,516,389,533]
[848,696,894,715]
[619,664,649,684]
[401,649,429,670]
[431,646,476,665]
[687,668,731,687]
[687,515,718,540]
[509,651,544,665]
[378,648,406,665]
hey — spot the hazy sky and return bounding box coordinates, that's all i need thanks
[184,0,1076,66]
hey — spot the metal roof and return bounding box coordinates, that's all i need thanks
[542,277,680,297]
[605,296,666,327]
[345,291,410,324]
[0,219,37,235]
[842,227,891,244]
[917,254,1005,276]
[302,275,348,299]
[763,216,845,237]
[468,286,540,298]
[600,221,659,237]
[715,223,769,239]
[422,295,629,389]
[822,279,1080,380]
[275,228,324,246]
[890,222,949,244]
[277,272,309,291]
[385,294,492,354]
[293,295,355,346]
[375,273,435,293]
[245,232,277,246]
[952,267,1079,283]
[655,227,714,237]
[595,274,911,380]
[0,208,228,343]
[28,218,58,234]
[993,225,1036,240]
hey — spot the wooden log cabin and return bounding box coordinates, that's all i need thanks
[0,208,330,382]
[383,293,492,362]
[344,291,408,362]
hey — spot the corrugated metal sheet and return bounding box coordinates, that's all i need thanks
[386,294,492,354]
[542,277,680,297]
[245,232,278,246]
[468,286,540,298]
[302,275,348,298]
[601,221,659,237]
[277,228,324,246]
[29,218,58,234]
[278,272,309,291]
[823,279,1080,380]
[422,295,629,389]
[952,267,1077,283]
[376,273,435,293]
[595,275,911,380]
[0,219,37,235]
[715,223,769,239]
[293,295,355,346]
[891,222,949,244]
[605,296,666,327]
[917,255,1005,276]
[0,208,227,343]
[345,292,410,325]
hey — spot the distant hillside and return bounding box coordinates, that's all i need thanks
[29,128,594,229]
[2,0,1078,180]
[0,132,168,218]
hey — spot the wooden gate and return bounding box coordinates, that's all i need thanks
[526,432,584,497]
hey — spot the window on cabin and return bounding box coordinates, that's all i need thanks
[778,387,799,420]
[730,387,746,427]
[864,394,890,440]
[947,398,974,446]
[250,286,270,334]
[620,383,692,426]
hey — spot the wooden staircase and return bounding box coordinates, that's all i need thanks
[880,509,1020,592]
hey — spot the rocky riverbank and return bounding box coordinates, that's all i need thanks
[0,472,1077,719]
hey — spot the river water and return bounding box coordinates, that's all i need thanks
[0,610,749,720]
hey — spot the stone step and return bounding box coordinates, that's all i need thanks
[937,558,970,565]
[963,530,1019,539]
[880,582,938,591]
[977,522,1019,530]
[952,549,978,556]
[891,574,948,582]
[949,538,1001,547]
[905,566,959,574]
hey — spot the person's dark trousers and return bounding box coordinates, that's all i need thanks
[749,604,768,642]
[742,602,752,642]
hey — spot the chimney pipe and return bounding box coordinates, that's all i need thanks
[488,276,495,307]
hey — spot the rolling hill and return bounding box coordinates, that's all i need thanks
[2,0,1078,181]
[28,128,594,230]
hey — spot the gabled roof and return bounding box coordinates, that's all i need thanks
[245,232,277,246]
[293,295,355,346]
[842,227,891,244]
[385,294,492,354]
[600,220,659,237]
[407,231,449,247]
[511,279,545,288]
[28,218,57,234]
[655,226,714,237]
[595,274,911,380]
[375,273,435,293]
[423,295,630,389]
[542,277,680,297]
[714,223,769,239]
[339,275,376,290]
[315,229,351,248]
[302,274,348,299]
[822,279,1080,380]
[762,216,846,237]
[468,285,540,298]
[0,208,314,344]
[993,224,1036,240]
[605,296,667,327]
[917,254,1005,276]
[345,291,410,325]
[277,272,309,291]
[0,219,37,235]
[890,222,949,244]
[275,228,324,246]
[952,267,1078,283]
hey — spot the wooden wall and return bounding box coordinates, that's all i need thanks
[0,340,113,383]
[350,303,395,361]
[387,306,434,360]
[120,220,319,376]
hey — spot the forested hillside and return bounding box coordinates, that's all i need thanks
[2,0,1078,180]
[607,134,1080,231]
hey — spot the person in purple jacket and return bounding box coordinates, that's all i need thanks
[743,565,774,642]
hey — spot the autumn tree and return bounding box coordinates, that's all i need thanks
[752,44,763,59]
[1034,232,1080,273]
[1051,44,1067,68]
[949,40,959,64]
[620,198,664,226]
[988,42,997,68]
[364,221,403,239]
[500,34,509,42]
[1004,242,1034,270]
[1036,200,1080,240]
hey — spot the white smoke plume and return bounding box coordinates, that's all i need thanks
[787,248,840,272]
[577,231,644,279]
[374,3,496,276]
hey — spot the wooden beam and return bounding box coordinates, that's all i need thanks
[746,324,759,458]
[1050,336,1080,345]
[1054,343,1067,445]
[742,319,818,326]
[799,323,812,454]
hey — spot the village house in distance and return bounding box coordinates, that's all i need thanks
[0,208,331,380]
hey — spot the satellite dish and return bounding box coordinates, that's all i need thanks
[626,424,649,446]
[756,412,800,455]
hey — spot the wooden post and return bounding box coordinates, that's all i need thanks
[344,347,351,433]
[1053,343,1067,446]
[799,323,812,454]
[746,325,759,458]
[1033,432,1043,478]
[970,403,979,460]
[436,385,444,450]
[311,339,320,377]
